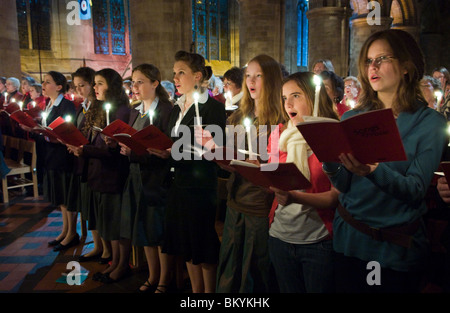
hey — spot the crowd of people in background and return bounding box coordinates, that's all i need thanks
[1,28,450,294]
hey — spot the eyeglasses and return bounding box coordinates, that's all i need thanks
[364,56,396,68]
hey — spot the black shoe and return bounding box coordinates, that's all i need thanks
[100,267,131,284]
[92,271,106,281]
[137,280,157,293]
[53,234,80,252]
[78,253,102,263]
[48,238,63,246]
[98,256,112,264]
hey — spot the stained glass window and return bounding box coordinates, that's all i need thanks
[16,0,51,50]
[110,0,126,55]
[192,0,230,61]
[92,0,109,54]
[297,0,309,67]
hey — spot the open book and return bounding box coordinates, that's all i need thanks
[229,160,311,191]
[296,108,407,164]
[3,103,40,128]
[93,119,173,155]
[37,117,89,146]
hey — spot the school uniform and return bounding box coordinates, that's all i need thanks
[120,98,173,246]
[162,91,226,265]
[38,94,76,206]
[81,103,130,241]
[65,100,91,214]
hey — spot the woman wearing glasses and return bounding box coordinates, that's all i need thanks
[322,29,447,292]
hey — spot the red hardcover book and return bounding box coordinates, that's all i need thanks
[230,160,311,191]
[26,106,44,119]
[296,108,407,164]
[96,120,173,156]
[51,121,89,146]
[5,103,39,128]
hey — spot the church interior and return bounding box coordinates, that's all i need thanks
[0,0,450,296]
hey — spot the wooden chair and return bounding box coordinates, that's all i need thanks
[2,135,39,204]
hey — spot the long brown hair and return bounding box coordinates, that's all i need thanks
[228,54,288,129]
[356,29,426,115]
[283,72,339,121]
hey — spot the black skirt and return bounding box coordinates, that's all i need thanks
[162,182,220,265]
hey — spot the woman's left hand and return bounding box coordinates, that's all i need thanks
[104,136,118,148]
[339,153,378,176]
[269,186,292,206]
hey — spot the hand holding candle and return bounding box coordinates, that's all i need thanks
[313,75,322,117]
[104,102,111,125]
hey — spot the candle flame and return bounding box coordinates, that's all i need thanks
[104,103,111,111]
[244,117,251,128]
[65,115,72,122]
[313,75,322,87]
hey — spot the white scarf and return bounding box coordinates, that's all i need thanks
[279,120,311,181]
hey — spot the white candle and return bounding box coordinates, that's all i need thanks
[42,112,47,127]
[18,101,23,110]
[435,90,443,107]
[11,98,16,103]
[313,75,322,117]
[65,115,72,123]
[3,92,7,103]
[31,101,36,108]
[71,94,75,101]
[104,102,111,125]
[149,110,154,125]
[244,117,253,157]
[193,92,200,126]
[225,91,232,107]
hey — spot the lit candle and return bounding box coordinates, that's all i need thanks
[11,98,16,103]
[71,94,75,101]
[349,99,355,109]
[149,110,154,125]
[42,112,48,127]
[31,101,36,108]
[225,91,232,107]
[435,90,443,107]
[104,102,111,125]
[3,92,7,103]
[125,89,130,96]
[64,115,72,123]
[244,117,253,157]
[193,92,200,126]
[18,101,23,110]
[313,75,321,117]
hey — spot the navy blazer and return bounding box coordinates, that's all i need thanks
[38,97,76,172]
[167,95,226,189]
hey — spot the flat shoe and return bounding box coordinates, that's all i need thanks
[137,280,157,293]
[53,234,80,252]
[48,239,62,246]
[78,253,102,262]
[92,271,106,281]
[98,256,112,264]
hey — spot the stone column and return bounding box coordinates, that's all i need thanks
[306,6,351,77]
[129,0,192,81]
[348,16,392,77]
[238,0,285,66]
[0,0,21,77]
